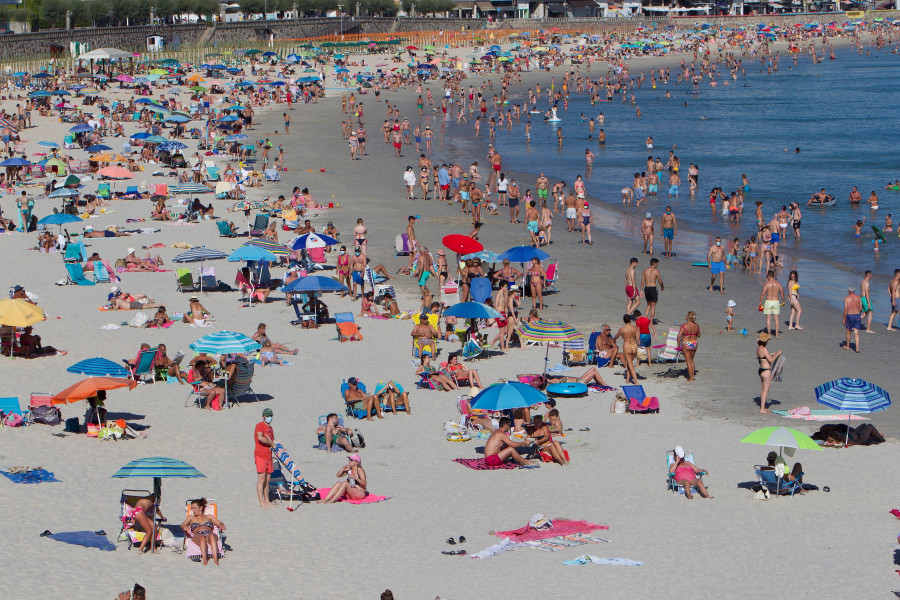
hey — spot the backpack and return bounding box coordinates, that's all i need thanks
[31,405,61,426]
[349,429,365,449]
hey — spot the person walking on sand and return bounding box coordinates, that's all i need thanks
[677,311,700,382]
[706,236,726,294]
[255,408,276,509]
[641,212,654,255]
[842,286,863,353]
[661,206,676,258]
[860,270,874,333]
[758,271,784,338]
[889,269,900,331]
[641,258,664,324]
[756,333,781,414]
[625,257,641,314]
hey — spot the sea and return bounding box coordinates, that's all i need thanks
[431,45,900,309]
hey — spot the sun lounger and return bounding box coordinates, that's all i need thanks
[666,450,707,495]
[129,348,157,384]
[0,397,29,425]
[653,327,683,363]
[216,220,237,237]
[65,263,95,286]
[118,489,163,548]
[175,268,201,293]
[621,385,659,414]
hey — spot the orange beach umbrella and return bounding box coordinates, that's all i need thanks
[52,377,136,404]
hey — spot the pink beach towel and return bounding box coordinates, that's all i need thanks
[493,519,608,542]
[315,488,389,504]
[453,458,519,471]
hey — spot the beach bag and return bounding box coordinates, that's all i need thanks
[636,346,649,361]
[64,417,80,433]
[3,412,25,427]
[610,392,628,414]
[129,312,150,328]
[349,429,365,449]
[31,405,61,426]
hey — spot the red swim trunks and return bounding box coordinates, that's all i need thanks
[394,142,401,149]
[626,285,639,299]
[493,164,501,171]
[255,455,273,474]
[485,454,504,467]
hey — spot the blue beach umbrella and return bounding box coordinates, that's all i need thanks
[815,377,890,445]
[498,245,550,263]
[38,141,60,148]
[67,357,129,378]
[280,275,347,294]
[470,381,548,411]
[227,245,277,262]
[86,144,112,152]
[69,124,93,133]
[290,232,338,250]
[47,188,80,198]
[461,250,500,262]
[38,213,82,231]
[0,157,31,167]
[443,302,501,320]
[164,115,190,123]
[189,331,260,354]
[157,141,188,151]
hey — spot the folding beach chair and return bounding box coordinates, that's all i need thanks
[249,213,269,237]
[216,220,237,237]
[270,442,318,508]
[97,183,111,200]
[340,380,375,419]
[118,490,163,549]
[204,161,221,182]
[440,282,459,305]
[336,321,362,342]
[200,267,217,291]
[544,261,560,293]
[65,263,95,286]
[129,349,157,384]
[394,233,411,256]
[123,186,139,198]
[63,241,87,264]
[621,385,659,414]
[654,327,683,364]
[264,168,281,182]
[182,499,225,562]
[93,261,111,283]
[754,465,805,498]
[175,268,200,293]
[334,312,355,324]
[469,277,492,304]
[666,450,707,495]
[225,361,258,407]
[373,381,408,413]
[0,397,29,426]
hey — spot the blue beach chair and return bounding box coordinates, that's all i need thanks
[93,261,111,283]
[65,263,95,286]
[755,465,805,497]
[340,379,375,420]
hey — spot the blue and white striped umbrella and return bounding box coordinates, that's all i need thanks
[172,247,228,263]
[169,183,212,195]
[67,357,129,378]
[157,141,188,151]
[189,331,260,355]
[815,378,890,412]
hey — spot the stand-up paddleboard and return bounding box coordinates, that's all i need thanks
[872,225,886,242]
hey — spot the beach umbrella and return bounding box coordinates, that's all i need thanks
[279,275,347,294]
[189,331,260,354]
[169,183,211,195]
[66,357,129,378]
[815,378,891,445]
[38,141,60,148]
[69,124,93,133]
[243,239,290,255]
[52,377,136,403]
[498,245,550,263]
[47,188,79,198]
[290,233,338,250]
[442,234,483,255]
[86,144,112,152]
[173,247,228,291]
[130,132,151,140]
[519,320,583,374]
[143,135,168,144]
[29,90,52,98]
[227,245,276,262]
[470,381,547,411]
[157,141,188,151]
[163,115,190,124]
[98,166,133,179]
[37,213,82,231]
[111,457,205,552]
[0,157,31,167]
[443,302,501,320]
[740,426,822,495]
[461,250,500,262]
[0,298,44,328]
[225,134,248,142]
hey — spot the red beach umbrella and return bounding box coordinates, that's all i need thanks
[442,234,483,255]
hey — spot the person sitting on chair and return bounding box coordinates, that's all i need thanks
[761,451,805,494]
[303,295,329,325]
[415,354,457,391]
[669,446,713,500]
[376,381,410,415]
[410,314,439,357]
[180,497,226,566]
[155,343,185,384]
[594,324,620,367]
[443,353,483,387]
[344,376,382,421]
[318,413,354,452]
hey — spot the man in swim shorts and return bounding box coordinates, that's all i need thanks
[759,270,784,337]
[536,173,549,203]
[707,236,727,294]
[641,258,664,323]
[416,247,437,292]
[625,257,641,313]
[483,417,534,467]
[661,206,677,258]
[350,248,366,298]
[843,286,862,353]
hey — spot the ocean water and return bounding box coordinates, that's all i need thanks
[433,46,900,306]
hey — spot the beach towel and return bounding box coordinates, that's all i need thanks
[46,531,116,552]
[562,556,643,566]
[1,468,60,484]
[493,519,608,542]
[471,537,552,559]
[588,384,615,393]
[314,488,389,504]
[453,458,519,471]
[773,407,868,421]
[530,533,608,549]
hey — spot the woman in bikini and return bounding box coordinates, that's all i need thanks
[613,314,639,385]
[677,311,700,382]
[360,291,383,317]
[419,166,430,200]
[526,258,546,310]
[415,354,456,391]
[580,202,593,245]
[180,498,226,565]
[132,495,166,554]
[493,259,522,288]
[756,332,781,414]
[318,454,368,504]
[336,246,351,298]
[529,415,568,465]
[787,270,802,330]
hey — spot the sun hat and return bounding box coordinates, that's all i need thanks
[727,300,736,308]
[127,247,135,254]
[262,408,273,417]
[349,454,361,463]
[674,446,685,458]
[756,332,771,343]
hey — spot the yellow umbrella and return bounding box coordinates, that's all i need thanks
[0,299,44,327]
[149,69,168,75]
[186,74,205,83]
[90,153,113,161]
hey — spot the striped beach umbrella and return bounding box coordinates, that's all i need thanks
[172,247,228,263]
[66,357,129,378]
[519,320,582,374]
[170,183,212,195]
[815,378,890,445]
[111,456,205,551]
[189,331,260,355]
[243,239,291,255]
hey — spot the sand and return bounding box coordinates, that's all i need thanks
[0,32,897,599]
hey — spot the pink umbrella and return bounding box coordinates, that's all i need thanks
[116,75,134,83]
[98,166,133,179]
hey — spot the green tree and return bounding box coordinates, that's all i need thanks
[197,0,221,19]
[359,0,395,16]
[237,0,265,13]
[40,0,68,28]
[401,0,453,14]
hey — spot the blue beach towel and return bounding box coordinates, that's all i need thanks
[46,531,116,552]
[1,469,61,484]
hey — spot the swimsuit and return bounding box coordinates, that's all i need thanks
[527,221,539,233]
[710,261,725,275]
[763,299,781,315]
[861,297,870,313]
[485,454,504,467]
[626,285,639,299]
[644,286,658,303]
[845,313,861,331]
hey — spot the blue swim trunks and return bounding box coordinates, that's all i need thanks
[352,271,363,284]
[662,228,674,240]
[710,261,725,275]
[668,185,679,196]
[418,270,431,286]
[845,313,861,331]
[648,184,658,193]
[771,232,780,243]
[639,333,651,347]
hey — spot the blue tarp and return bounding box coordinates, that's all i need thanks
[0,469,61,484]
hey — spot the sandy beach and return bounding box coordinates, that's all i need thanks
[0,24,898,599]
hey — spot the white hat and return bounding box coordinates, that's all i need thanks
[646,212,652,218]
[674,446,685,458]
[127,247,136,254]
[84,225,93,232]
[727,300,736,308]
[110,286,119,293]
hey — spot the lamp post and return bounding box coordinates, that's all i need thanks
[338,3,343,35]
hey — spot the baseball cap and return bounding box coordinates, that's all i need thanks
[349,454,361,463]
[262,408,273,417]
[347,377,358,385]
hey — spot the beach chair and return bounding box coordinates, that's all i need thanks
[128,349,157,384]
[394,233,411,256]
[216,220,237,238]
[225,361,258,408]
[249,213,269,237]
[204,161,221,182]
[182,499,225,562]
[270,442,319,507]
[460,338,486,361]
[97,183,111,200]
[585,331,610,367]
[755,465,805,497]
[653,327,683,364]
[154,183,168,197]
[0,397,29,425]
[544,261,560,293]
[373,381,408,413]
[666,450,707,495]
[334,312,354,324]
[440,282,459,305]
[175,268,200,293]
[290,298,318,327]
[621,385,659,414]
[200,267,217,291]
[121,186,140,199]
[63,241,87,264]
[65,262,95,286]
[469,277,492,304]
[264,168,281,182]
[340,379,376,419]
[93,261,111,283]
[117,490,163,549]
[336,321,362,342]
[562,336,587,366]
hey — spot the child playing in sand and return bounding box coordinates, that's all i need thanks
[726,300,736,331]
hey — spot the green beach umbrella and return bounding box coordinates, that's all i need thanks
[739,427,823,451]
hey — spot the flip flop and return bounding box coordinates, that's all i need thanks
[40,530,52,537]
[446,537,456,545]
[458,536,466,544]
